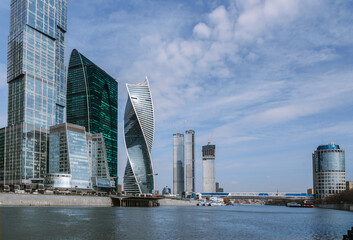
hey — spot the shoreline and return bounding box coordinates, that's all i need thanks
[0,193,112,207]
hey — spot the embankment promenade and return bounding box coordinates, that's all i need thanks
[0,193,112,206]
[0,193,199,207]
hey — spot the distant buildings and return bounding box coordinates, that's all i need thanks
[123,78,155,194]
[202,144,216,193]
[173,133,184,195]
[185,130,195,193]
[0,0,67,185]
[312,142,346,199]
[66,49,118,184]
[216,182,223,193]
[162,186,172,195]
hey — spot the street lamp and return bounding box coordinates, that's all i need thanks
[148,173,158,194]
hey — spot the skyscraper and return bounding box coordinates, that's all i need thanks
[1,0,67,185]
[123,78,155,194]
[185,129,195,193]
[173,133,184,195]
[202,144,216,193]
[66,49,118,183]
[312,142,346,199]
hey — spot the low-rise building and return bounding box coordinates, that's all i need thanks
[46,123,112,190]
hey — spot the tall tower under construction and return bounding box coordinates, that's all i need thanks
[185,129,195,193]
[173,133,184,195]
[202,143,216,193]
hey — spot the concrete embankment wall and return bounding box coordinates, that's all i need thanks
[317,203,353,212]
[0,193,112,206]
[158,198,198,206]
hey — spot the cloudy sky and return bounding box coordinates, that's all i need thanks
[0,0,353,192]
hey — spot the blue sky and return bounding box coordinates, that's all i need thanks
[0,0,353,192]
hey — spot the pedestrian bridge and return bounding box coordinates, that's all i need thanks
[201,192,314,200]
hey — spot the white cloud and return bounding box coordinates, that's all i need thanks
[193,23,211,39]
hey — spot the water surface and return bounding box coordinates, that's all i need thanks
[1,205,352,239]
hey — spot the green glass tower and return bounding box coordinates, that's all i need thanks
[66,49,118,181]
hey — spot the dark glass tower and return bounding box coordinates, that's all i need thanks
[66,49,118,181]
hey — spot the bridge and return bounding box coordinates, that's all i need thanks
[201,192,314,200]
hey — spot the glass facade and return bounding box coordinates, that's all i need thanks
[48,123,91,189]
[185,130,195,193]
[123,78,155,194]
[173,133,184,195]
[312,143,346,199]
[66,49,118,181]
[1,0,67,185]
[87,133,110,181]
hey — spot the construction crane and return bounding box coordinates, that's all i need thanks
[185,120,192,131]
[208,132,213,145]
[173,123,180,134]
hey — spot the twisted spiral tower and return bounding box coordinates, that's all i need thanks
[123,78,155,194]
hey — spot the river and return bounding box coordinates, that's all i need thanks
[1,205,352,239]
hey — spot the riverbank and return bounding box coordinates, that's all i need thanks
[0,193,200,207]
[158,198,199,206]
[316,203,353,212]
[0,193,112,206]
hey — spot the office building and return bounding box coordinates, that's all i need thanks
[312,142,346,199]
[185,129,195,193]
[1,0,67,185]
[46,123,111,189]
[173,133,184,195]
[347,181,353,191]
[216,182,223,193]
[307,188,314,195]
[203,144,216,193]
[66,49,118,183]
[123,78,155,194]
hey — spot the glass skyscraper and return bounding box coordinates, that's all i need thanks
[1,0,67,185]
[123,78,155,194]
[312,142,346,199]
[185,129,195,193]
[66,49,118,182]
[173,133,184,195]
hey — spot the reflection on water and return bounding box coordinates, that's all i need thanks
[1,205,352,240]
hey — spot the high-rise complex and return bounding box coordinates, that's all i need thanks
[202,143,216,193]
[66,49,118,183]
[46,123,111,189]
[123,78,155,194]
[185,129,195,193]
[312,142,346,199]
[173,133,184,195]
[0,0,67,185]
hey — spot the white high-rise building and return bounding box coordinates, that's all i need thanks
[173,133,184,195]
[185,130,195,193]
[123,78,155,194]
[202,144,215,193]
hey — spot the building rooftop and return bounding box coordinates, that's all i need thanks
[317,142,340,150]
